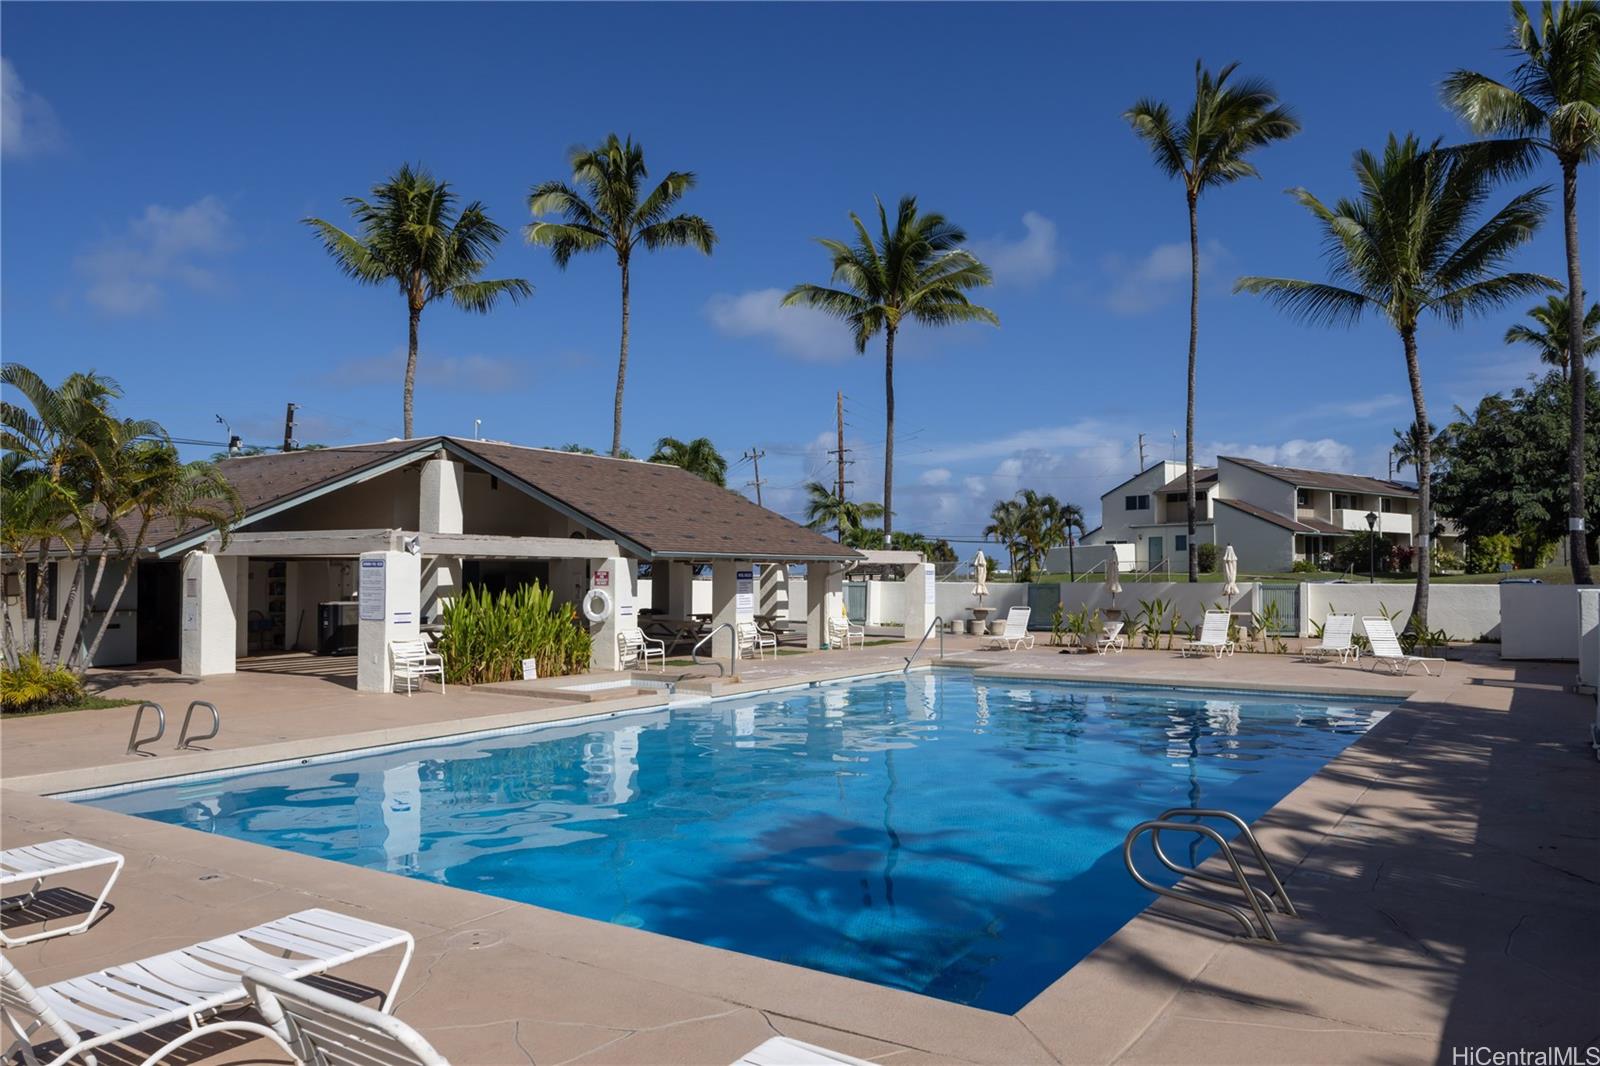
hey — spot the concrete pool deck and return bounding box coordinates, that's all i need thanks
[2,642,1596,1064]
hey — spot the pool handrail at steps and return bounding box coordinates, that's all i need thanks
[903,617,945,672]
[1122,807,1297,941]
[692,622,738,679]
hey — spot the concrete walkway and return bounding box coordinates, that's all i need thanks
[2,645,1595,1064]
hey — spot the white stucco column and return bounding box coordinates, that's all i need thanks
[588,556,633,672]
[181,551,239,677]
[710,559,755,662]
[1578,588,1600,693]
[419,456,465,625]
[356,550,421,694]
[901,560,935,641]
[651,560,694,618]
[806,563,845,650]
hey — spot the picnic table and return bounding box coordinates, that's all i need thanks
[641,615,707,649]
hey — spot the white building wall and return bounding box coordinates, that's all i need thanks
[1501,585,1582,661]
[1216,457,1296,515]
[1214,505,1295,573]
[1301,583,1501,641]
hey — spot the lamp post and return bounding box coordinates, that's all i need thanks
[1365,511,1378,584]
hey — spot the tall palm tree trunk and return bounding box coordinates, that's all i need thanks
[883,325,896,538]
[31,541,50,656]
[404,304,421,439]
[1402,325,1430,633]
[613,258,631,458]
[1562,159,1592,584]
[1185,192,1200,582]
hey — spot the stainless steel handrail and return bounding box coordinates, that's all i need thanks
[1072,560,1109,582]
[177,700,221,750]
[1122,807,1297,941]
[692,622,737,678]
[903,616,945,672]
[126,701,166,756]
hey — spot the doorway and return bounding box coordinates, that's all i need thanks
[1148,537,1164,569]
[136,560,181,661]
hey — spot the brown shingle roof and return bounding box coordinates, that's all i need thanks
[1217,497,1348,536]
[1222,455,1416,497]
[142,437,858,562]
[1159,468,1218,494]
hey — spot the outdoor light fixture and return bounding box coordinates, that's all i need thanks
[1365,511,1378,584]
[403,536,422,557]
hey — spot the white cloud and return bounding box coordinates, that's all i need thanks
[1104,240,1229,315]
[1,58,64,158]
[919,421,1113,465]
[323,350,526,393]
[1306,393,1407,419]
[971,211,1059,287]
[919,467,952,486]
[705,288,852,362]
[1208,437,1357,472]
[76,196,234,313]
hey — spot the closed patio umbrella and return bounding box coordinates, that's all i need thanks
[1221,544,1240,604]
[971,551,989,598]
[1105,551,1122,605]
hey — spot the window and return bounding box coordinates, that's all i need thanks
[23,562,58,620]
[1124,494,1150,512]
[1334,493,1352,510]
[1175,535,1188,551]
[1380,497,1394,513]
[1297,489,1310,508]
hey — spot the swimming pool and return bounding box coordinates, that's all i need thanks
[76,671,1390,1012]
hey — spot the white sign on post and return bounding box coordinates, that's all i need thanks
[359,557,386,621]
[924,563,936,607]
[521,657,538,681]
[736,569,755,621]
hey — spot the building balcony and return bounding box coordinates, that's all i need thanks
[1333,508,1412,535]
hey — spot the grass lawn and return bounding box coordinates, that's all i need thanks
[2,694,138,718]
[1031,566,1571,585]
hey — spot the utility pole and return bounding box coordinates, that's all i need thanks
[282,402,299,452]
[1137,432,1147,472]
[827,392,854,543]
[743,447,767,507]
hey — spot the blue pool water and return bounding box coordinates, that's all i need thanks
[77,672,1389,1012]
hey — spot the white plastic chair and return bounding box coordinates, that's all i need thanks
[1,838,123,947]
[736,622,777,660]
[390,639,445,695]
[1095,620,1125,655]
[735,1036,874,1065]
[618,628,666,672]
[984,607,1034,650]
[1361,616,1445,675]
[0,909,413,1066]
[184,967,449,1066]
[1181,610,1234,659]
[827,615,863,650]
[1306,614,1359,664]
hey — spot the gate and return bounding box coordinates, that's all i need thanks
[1258,583,1300,636]
[1026,584,1060,630]
[845,581,868,625]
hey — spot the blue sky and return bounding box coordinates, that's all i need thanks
[1,2,1570,540]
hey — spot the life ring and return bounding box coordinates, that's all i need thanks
[582,587,613,623]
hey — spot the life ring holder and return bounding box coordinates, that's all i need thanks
[582,587,613,623]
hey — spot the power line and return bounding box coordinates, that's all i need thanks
[742,447,767,507]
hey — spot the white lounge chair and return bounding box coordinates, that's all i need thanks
[0,908,414,1066]
[737,621,778,660]
[734,1036,874,1065]
[1361,616,1446,676]
[985,606,1035,651]
[1181,610,1234,659]
[1095,620,1125,655]
[155,967,449,1066]
[619,628,666,672]
[391,638,445,696]
[1306,614,1359,664]
[827,615,864,650]
[1,839,123,948]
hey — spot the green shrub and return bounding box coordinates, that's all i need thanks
[436,583,592,685]
[1196,543,1218,573]
[1290,559,1322,573]
[1,655,86,714]
[1431,550,1465,574]
[1467,532,1516,574]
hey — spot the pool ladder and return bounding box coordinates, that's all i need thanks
[902,616,945,672]
[126,700,222,756]
[1122,808,1298,941]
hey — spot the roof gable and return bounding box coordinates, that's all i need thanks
[1221,455,1416,497]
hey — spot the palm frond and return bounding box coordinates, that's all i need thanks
[448,277,534,314]
[1233,276,1373,327]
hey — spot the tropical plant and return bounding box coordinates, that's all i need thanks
[802,481,884,543]
[1050,602,1067,647]
[1126,61,1300,582]
[984,497,1026,574]
[1504,293,1600,378]
[648,436,728,486]
[527,134,716,457]
[303,164,532,438]
[0,653,84,714]
[1251,600,1288,653]
[785,197,998,536]
[1196,541,1218,573]
[435,583,591,685]
[1134,596,1176,649]
[1446,0,1600,582]
[1392,419,1448,478]
[1236,134,1558,632]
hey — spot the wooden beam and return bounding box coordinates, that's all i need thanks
[410,533,621,560]
[206,530,394,557]
[203,529,621,560]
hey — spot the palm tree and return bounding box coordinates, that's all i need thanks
[1125,62,1300,583]
[1237,134,1558,631]
[1445,0,1600,583]
[1504,293,1600,378]
[802,481,884,542]
[304,164,532,439]
[527,135,716,457]
[1392,420,1445,477]
[649,436,728,486]
[984,497,1026,575]
[785,197,998,537]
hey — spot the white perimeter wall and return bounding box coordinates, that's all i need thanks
[1501,584,1582,660]
[1301,584,1502,641]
